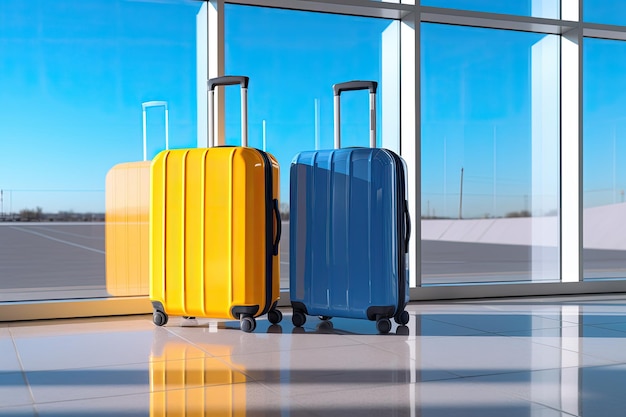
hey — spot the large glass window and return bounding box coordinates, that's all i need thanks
[420,0,559,19]
[421,23,560,285]
[0,0,202,301]
[584,1,626,26]
[583,38,626,281]
[225,5,398,289]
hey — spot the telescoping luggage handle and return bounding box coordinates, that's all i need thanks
[207,76,249,148]
[142,101,169,161]
[207,76,281,253]
[333,80,377,149]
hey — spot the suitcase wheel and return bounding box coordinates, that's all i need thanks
[240,316,257,333]
[318,316,332,321]
[394,311,410,326]
[376,317,392,334]
[153,310,168,327]
[292,311,307,327]
[267,309,283,325]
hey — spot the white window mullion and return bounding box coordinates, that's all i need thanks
[561,25,582,282]
[197,2,209,148]
[401,11,420,287]
[561,0,580,22]
[198,0,225,148]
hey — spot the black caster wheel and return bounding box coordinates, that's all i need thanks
[240,316,257,333]
[394,311,410,325]
[153,310,168,327]
[318,316,332,321]
[292,311,306,327]
[268,309,283,324]
[376,317,392,334]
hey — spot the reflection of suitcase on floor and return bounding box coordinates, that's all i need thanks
[150,76,282,332]
[289,81,411,334]
[150,335,246,417]
[105,101,168,296]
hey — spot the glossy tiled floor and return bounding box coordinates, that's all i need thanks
[4,295,626,416]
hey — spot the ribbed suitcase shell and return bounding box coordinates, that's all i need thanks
[150,147,280,323]
[150,337,246,417]
[105,161,150,296]
[290,147,409,323]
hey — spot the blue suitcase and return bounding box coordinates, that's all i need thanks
[289,81,411,334]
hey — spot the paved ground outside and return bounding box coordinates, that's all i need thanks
[1,221,625,302]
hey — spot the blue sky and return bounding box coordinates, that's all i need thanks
[1,0,625,217]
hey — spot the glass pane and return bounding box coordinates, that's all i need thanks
[420,0,559,19]
[0,0,202,301]
[421,23,560,285]
[583,38,626,281]
[225,5,398,289]
[584,0,626,25]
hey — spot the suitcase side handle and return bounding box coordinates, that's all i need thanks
[404,201,411,253]
[141,100,169,161]
[272,199,281,256]
[333,80,377,149]
[207,76,249,148]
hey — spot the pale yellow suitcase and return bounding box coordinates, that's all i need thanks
[105,101,169,296]
[150,76,282,332]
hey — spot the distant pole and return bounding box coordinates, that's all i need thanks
[459,167,464,220]
[262,120,267,152]
[613,126,617,204]
[493,125,497,216]
[443,136,447,217]
[314,98,320,150]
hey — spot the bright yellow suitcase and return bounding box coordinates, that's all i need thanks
[150,336,247,417]
[105,101,169,296]
[150,76,282,332]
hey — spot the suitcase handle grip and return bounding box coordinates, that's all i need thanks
[333,80,377,149]
[333,81,378,95]
[272,199,281,256]
[404,202,411,252]
[207,76,249,147]
[208,76,249,91]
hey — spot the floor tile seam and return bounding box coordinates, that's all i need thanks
[418,316,569,335]
[160,327,222,358]
[584,322,626,332]
[166,327,367,355]
[491,335,583,353]
[7,327,37,407]
[416,364,576,381]
[366,340,424,362]
[416,317,497,335]
[203,379,317,416]
[209,355,271,383]
[18,359,162,373]
[148,378,254,393]
[256,377,407,398]
[506,392,579,417]
[217,363,373,386]
[445,366,567,384]
[27,390,150,409]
